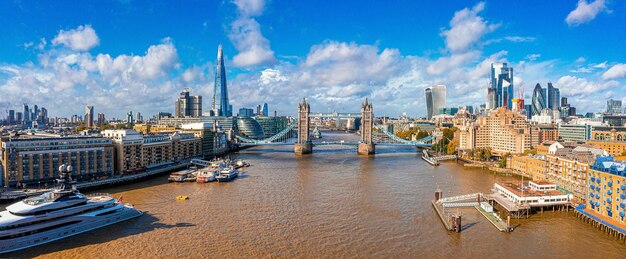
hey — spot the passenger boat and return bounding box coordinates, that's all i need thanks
[0,165,142,254]
[196,169,217,183]
[215,167,239,182]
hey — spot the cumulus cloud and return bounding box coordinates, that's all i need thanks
[229,0,276,67]
[557,75,619,96]
[602,63,626,80]
[440,1,498,53]
[0,30,187,117]
[565,0,608,26]
[52,25,100,51]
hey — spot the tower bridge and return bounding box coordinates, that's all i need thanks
[233,98,433,155]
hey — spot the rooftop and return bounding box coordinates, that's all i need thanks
[496,182,565,198]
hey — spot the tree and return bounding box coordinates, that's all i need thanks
[446,139,459,155]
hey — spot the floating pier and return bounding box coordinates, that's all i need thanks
[432,191,512,232]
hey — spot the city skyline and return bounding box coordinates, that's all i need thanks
[0,1,625,118]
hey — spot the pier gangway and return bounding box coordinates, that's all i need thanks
[190,159,214,167]
[437,193,482,204]
[442,202,480,208]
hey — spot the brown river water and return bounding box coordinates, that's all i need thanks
[5,131,626,258]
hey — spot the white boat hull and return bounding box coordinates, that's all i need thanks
[0,204,142,254]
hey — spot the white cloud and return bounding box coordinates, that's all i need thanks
[440,1,499,53]
[503,36,536,42]
[576,57,586,64]
[594,61,608,69]
[525,54,541,61]
[233,0,265,16]
[229,0,276,67]
[602,63,626,80]
[557,75,619,95]
[565,0,608,26]
[52,25,100,51]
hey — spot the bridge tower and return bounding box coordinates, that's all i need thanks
[294,98,313,155]
[358,98,375,155]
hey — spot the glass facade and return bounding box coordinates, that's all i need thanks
[236,117,265,139]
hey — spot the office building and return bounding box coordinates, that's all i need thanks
[85,105,94,128]
[175,89,202,117]
[558,123,593,142]
[255,116,289,137]
[425,85,446,120]
[23,104,29,123]
[236,117,265,139]
[488,63,514,109]
[238,108,255,117]
[262,103,269,116]
[7,110,14,125]
[180,123,229,156]
[97,113,106,127]
[607,99,623,115]
[212,44,231,117]
[531,83,546,116]
[547,83,560,110]
[603,115,626,127]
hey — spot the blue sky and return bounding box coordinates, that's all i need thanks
[0,0,625,118]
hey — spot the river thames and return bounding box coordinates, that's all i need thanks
[7,131,626,258]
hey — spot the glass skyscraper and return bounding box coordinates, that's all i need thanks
[212,44,231,117]
[488,63,514,109]
[547,82,560,110]
[531,83,546,116]
[425,85,446,120]
[607,99,623,114]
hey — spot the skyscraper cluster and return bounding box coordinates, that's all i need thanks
[4,103,48,126]
[531,83,565,117]
[425,85,446,120]
[487,63,514,110]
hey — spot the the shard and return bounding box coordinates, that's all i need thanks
[212,44,231,116]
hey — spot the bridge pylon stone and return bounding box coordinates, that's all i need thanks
[358,98,375,155]
[295,98,313,155]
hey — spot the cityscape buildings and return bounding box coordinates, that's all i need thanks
[531,83,547,116]
[424,85,446,120]
[175,89,202,118]
[456,108,532,155]
[85,105,94,128]
[547,83,561,110]
[487,63,514,109]
[212,44,231,117]
[607,99,623,115]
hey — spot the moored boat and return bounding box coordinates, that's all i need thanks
[196,169,217,183]
[215,167,239,182]
[0,165,142,254]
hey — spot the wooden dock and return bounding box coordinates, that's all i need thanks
[432,200,453,230]
[475,205,511,232]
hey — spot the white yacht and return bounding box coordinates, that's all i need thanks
[0,165,142,254]
[215,167,239,182]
